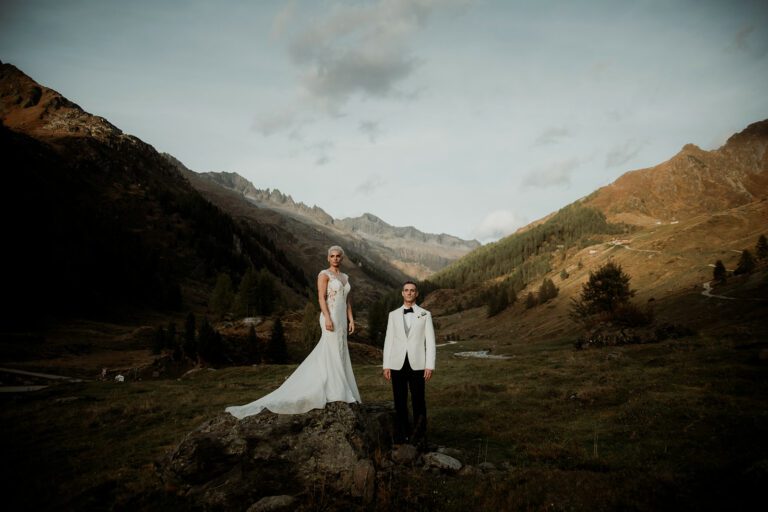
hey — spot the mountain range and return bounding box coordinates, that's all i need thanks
[193,170,480,280]
[0,61,476,329]
[1,59,765,350]
[426,119,767,343]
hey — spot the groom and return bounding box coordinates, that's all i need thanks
[382,281,436,447]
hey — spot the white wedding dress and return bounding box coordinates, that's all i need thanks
[225,269,361,419]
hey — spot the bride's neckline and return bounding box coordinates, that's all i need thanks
[326,268,342,277]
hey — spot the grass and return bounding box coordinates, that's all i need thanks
[3,327,768,511]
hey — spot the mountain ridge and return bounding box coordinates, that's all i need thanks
[197,170,480,279]
[584,119,768,225]
[1,62,312,322]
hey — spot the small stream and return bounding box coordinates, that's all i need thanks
[453,350,511,360]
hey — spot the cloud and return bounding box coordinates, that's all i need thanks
[359,120,381,142]
[308,140,334,166]
[533,126,571,146]
[355,174,386,195]
[726,23,768,58]
[605,140,644,168]
[733,24,754,51]
[261,0,459,136]
[605,109,630,123]
[473,210,527,242]
[254,108,301,136]
[271,1,297,39]
[522,157,582,188]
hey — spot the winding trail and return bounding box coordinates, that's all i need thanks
[701,281,736,300]
[0,367,86,393]
[701,281,767,301]
[609,240,764,302]
[0,367,85,382]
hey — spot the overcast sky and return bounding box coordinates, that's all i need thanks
[2,0,767,242]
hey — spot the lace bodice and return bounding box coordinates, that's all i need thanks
[320,269,350,310]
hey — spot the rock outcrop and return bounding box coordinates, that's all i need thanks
[159,401,493,510]
[161,402,395,510]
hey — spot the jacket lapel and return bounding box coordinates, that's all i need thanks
[396,308,407,339]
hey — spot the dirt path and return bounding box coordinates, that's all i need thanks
[701,281,767,301]
[701,281,736,300]
[0,367,86,382]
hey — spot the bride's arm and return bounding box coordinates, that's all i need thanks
[317,273,334,331]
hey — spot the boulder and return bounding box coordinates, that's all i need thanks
[160,402,395,510]
[478,461,496,472]
[423,452,462,472]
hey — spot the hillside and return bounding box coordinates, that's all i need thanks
[164,159,405,304]
[197,171,480,280]
[427,120,768,341]
[585,120,768,225]
[0,62,309,327]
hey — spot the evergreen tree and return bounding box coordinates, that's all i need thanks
[367,291,402,346]
[234,267,258,317]
[713,260,727,284]
[255,268,277,315]
[300,302,321,354]
[197,318,224,365]
[183,312,198,361]
[267,318,289,363]
[574,261,633,316]
[151,325,166,355]
[755,235,768,260]
[538,278,559,303]
[367,300,389,347]
[167,321,182,361]
[525,292,538,309]
[486,285,509,317]
[734,249,756,275]
[210,273,235,319]
[506,284,518,307]
[246,324,261,364]
[560,269,569,281]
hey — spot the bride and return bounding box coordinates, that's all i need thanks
[225,246,361,419]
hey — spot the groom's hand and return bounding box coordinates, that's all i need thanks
[424,369,433,382]
[383,368,391,381]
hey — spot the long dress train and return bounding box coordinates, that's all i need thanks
[225,270,361,419]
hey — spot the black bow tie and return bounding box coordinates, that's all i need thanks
[403,308,414,314]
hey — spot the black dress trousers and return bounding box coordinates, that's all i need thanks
[390,355,427,444]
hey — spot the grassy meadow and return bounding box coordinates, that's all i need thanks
[3,321,768,511]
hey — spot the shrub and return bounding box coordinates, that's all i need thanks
[734,249,756,275]
[713,260,727,284]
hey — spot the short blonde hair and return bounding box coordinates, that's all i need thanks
[327,245,344,257]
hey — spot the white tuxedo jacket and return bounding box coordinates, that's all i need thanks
[382,304,436,371]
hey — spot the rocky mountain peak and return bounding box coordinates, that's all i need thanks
[584,118,768,224]
[0,63,123,141]
[194,170,479,279]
